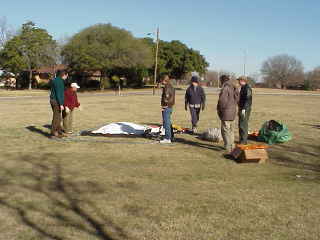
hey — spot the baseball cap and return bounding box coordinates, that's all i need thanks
[71,83,80,89]
[237,76,247,81]
[191,76,199,83]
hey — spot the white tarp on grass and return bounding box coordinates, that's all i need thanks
[91,122,160,135]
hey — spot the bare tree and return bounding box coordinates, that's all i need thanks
[261,54,304,89]
[205,70,219,87]
[0,17,14,49]
[305,67,320,90]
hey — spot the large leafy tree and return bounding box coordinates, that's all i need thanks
[0,21,57,89]
[143,38,209,81]
[62,23,153,87]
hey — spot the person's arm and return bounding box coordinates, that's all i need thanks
[161,87,167,107]
[166,86,174,107]
[75,93,80,107]
[55,79,64,107]
[64,90,72,108]
[201,87,206,110]
[185,88,189,110]
[217,86,229,110]
[243,86,252,109]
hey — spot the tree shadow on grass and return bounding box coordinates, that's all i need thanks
[26,126,51,138]
[276,143,319,158]
[303,124,320,129]
[0,154,131,240]
[270,144,320,173]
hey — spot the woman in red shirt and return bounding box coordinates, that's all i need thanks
[63,83,81,134]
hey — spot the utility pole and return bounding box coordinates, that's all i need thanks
[243,49,247,77]
[153,27,159,96]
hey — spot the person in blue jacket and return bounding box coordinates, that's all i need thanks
[185,76,206,133]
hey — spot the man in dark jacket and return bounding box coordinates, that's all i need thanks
[49,70,68,138]
[217,75,239,153]
[160,75,175,144]
[185,76,206,133]
[238,76,253,144]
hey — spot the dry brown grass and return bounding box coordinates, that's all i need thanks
[0,89,319,240]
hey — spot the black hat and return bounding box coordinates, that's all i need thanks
[191,76,199,83]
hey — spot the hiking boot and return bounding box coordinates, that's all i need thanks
[160,139,172,144]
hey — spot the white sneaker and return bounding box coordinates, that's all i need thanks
[160,139,172,144]
[192,127,198,134]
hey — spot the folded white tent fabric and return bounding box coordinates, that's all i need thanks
[91,122,160,135]
[200,128,222,142]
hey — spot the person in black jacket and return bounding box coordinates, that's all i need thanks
[185,76,206,133]
[238,76,253,144]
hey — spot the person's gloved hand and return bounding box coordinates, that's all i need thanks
[185,104,188,111]
[65,107,70,113]
[241,109,246,117]
[202,104,205,111]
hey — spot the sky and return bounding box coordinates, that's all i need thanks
[2,0,320,76]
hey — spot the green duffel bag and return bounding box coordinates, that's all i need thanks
[258,120,292,144]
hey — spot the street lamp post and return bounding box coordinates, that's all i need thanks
[243,49,247,77]
[153,27,160,95]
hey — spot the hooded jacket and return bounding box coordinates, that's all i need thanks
[217,80,239,121]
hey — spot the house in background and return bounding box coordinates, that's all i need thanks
[0,70,16,89]
[17,64,68,89]
[33,64,68,84]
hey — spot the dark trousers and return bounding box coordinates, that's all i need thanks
[50,100,62,135]
[189,107,201,127]
[162,107,174,140]
[239,108,251,144]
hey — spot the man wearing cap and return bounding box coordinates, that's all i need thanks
[185,76,206,133]
[62,82,81,134]
[50,70,68,138]
[238,76,252,144]
[217,75,239,153]
[160,75,175,144]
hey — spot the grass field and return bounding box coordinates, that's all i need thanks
[0,89,319,240]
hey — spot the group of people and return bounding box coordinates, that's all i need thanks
[50,70,81,138]
[49,71,252,154]
[160,74,252,154]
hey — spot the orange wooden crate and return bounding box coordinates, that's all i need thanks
[231,145,269,164]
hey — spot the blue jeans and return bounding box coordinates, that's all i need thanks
[162,107,172,140]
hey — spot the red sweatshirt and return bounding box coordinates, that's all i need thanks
[64,88,80,110]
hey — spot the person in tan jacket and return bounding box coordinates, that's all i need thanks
[217,75,239,153]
